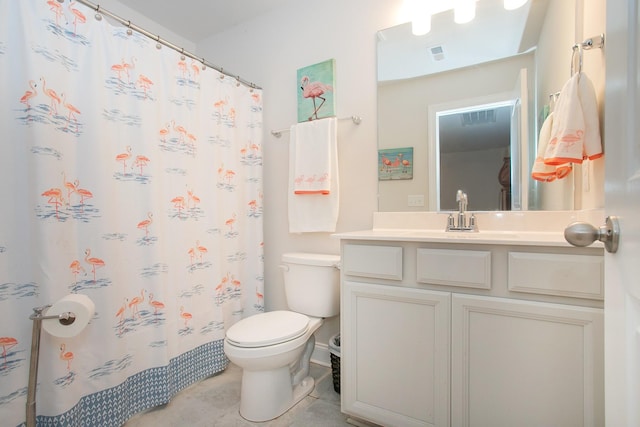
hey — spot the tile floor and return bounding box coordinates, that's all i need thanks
[123,362,361,427]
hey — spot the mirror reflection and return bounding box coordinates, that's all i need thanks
[436,101,514,211]
[377,0,605,212]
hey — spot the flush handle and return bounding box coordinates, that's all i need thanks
[564,216,620,253]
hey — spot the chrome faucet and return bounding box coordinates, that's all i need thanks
[446,190,478,232]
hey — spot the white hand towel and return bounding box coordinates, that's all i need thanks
[292,118,336,194]
[531,112,572,182]
[577,72,603,161]
[288,118,339,233]
[532,112,557,181]
[544,72,603,165]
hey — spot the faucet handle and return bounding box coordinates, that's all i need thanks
[469,214,478,231]
[446,213,455,231]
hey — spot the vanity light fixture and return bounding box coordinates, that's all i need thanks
[504,0,528,10]
[454,0,476,24]
[409,0,528,36]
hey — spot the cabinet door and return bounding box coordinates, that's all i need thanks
[342,281,450,427]
[451,294,604,427]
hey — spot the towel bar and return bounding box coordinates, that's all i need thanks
[271,115,362,138]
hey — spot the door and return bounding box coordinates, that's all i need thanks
[604,0,640,425]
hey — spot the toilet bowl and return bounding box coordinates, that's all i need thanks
[223,252,340,422]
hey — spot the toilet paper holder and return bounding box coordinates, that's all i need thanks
[26,304,82,427]
[29,304,77,324]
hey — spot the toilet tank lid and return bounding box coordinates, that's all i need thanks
[282,252,340,267]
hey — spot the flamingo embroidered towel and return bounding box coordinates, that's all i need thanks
[544,72,603,165]
[292,118,337,195]
[531,112,572,181]
[288,118,339,233]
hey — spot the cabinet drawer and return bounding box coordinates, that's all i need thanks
[343,244,403,280]
[508,251,604,300]
[417,248,491,289]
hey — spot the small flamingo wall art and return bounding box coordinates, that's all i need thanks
[378,147,414,181]
[296,59,336,122]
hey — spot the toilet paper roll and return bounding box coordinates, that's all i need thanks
[42,294,95,338]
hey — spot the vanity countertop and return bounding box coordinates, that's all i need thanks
[332,228,594,247]
[333,210,606,248]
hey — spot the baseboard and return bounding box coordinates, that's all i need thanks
[311,341,331,368]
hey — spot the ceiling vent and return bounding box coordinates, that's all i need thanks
[461,109,496,126]
[429,45,445,61]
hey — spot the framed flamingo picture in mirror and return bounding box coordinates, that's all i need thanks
[297,59,336,122]
[378,147,414,180]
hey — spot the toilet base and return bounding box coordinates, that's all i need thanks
[239,367,315,422]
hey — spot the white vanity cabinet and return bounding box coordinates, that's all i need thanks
[451,294,603,427]
[342,280,451,427]
[339,239,604,427]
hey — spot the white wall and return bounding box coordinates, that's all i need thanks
[535,0,605,211]
[196,0,406,346]
[94,0,195,51]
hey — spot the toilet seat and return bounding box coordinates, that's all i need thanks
[226,311,309,348]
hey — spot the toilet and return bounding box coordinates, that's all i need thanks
[224,252,340,422]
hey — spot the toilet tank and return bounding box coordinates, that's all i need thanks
[281,252,341,318]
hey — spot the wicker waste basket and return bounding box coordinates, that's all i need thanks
[328,333,341,393]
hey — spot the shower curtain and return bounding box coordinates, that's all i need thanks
[0,1,264,426]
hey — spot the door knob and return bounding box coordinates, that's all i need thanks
[564,216,620,253]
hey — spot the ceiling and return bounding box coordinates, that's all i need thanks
[123,0,291,42]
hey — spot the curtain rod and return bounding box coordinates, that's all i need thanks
[71,0,262,90]
[271,116,362,138]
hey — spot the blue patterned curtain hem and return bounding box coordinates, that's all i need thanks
[26,340,228,427]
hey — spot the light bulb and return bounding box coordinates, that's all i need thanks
[412,15,431,35]
[454,0,476,24]
[410,0,432,35]
[504,0,528,10]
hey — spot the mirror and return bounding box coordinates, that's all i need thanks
[377,0,602,212]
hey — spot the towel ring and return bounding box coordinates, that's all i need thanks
[571,43,583,76]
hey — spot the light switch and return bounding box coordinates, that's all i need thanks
[408,195,425,207]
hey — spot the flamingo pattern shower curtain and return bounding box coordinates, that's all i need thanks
[0,1,264,425]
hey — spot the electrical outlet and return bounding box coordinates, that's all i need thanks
[408,195,425,207]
